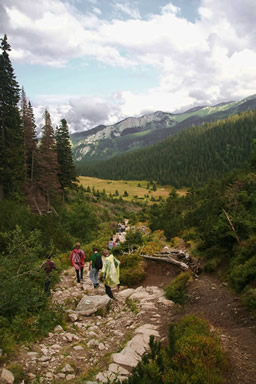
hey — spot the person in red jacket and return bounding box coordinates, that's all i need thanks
[70,242,86,283]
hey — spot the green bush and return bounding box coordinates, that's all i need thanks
[113,316,226,384]
[165,272,191,305]
[119,254,146,286]
[229,256,256,292]
[241,288,256,315]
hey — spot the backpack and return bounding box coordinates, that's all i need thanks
[73,250,81,264]
[95,254,103,270]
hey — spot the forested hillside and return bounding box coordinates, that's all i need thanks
[71,95,256,163]
[78,111,256,187]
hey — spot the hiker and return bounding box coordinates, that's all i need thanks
[107,237,116,250]
[89,247,102,288]
[115,237,120,246]
[41,255,56,294]
[70,242,86,283]
[102,249,120,299]
[117,222,122,235]
[121,223,126,233]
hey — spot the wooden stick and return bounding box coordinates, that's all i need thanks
[223,209,240,245]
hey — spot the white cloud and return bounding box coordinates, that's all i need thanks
[1,0,256,131]
[112,2,141,19]
[92,7,101,15]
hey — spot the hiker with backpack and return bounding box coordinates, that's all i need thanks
[41,255,56,294]
[102,249,120,299]
[107,237,116,250]
[70,242,86,283]
[89,247,102,288]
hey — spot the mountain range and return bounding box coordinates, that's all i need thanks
[71,94,256,163]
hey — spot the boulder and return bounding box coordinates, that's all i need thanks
[1,369,14,384]
[75,295,111,316]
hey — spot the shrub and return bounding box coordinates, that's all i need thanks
[113,316,226,384]
[229,255,256,292]
[165,271,192,305]
[118,254,146,286]
[241,288,256,315]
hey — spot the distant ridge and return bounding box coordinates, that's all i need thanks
[77,109,256,188]
[71,94,256,163]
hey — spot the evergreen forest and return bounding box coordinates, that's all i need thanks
[77,111,256,187]
[1,34,256,384]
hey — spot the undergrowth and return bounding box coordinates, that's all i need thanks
[113,315,227,384]
[165,271,192,305]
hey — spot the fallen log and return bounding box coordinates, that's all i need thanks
[141,254,189,271]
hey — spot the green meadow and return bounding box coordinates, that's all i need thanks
[79,176,187,201]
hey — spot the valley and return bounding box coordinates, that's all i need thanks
[79,176,187,202]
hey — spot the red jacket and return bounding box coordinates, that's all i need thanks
[70,248,86,270]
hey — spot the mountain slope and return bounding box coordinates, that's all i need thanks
[71,94,256,163]
[77,110,256,188]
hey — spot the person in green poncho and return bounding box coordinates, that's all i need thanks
[102,249,120,299]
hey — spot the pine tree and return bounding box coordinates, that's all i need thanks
[0,34,25,199]
[38,109,61,210]
[55,118,77,191]
[21,88,38,184]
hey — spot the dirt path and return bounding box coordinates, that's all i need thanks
[155,266,256,384]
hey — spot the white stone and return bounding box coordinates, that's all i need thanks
[158,297,175,307]
[27,352,38,357]
[108,363,129,375]
[98,343,105,350]
[51,344,61,350]
[39,356,51,362]
[73,345,84,350]
[65,333,75,342]
[135,324,158,333]
[88,339,99,347]
[76,295,111,316]
[68,313,78,322]
[113,330,124,337]
[117,289,134,299]
[1,368,15,384]
[88,331,97,337]
[96,372,108,383]
[54,325,64,332]
[112,346,141,367]
[61,364,74,373]
[66,374,76,381]
[57,373,66,379]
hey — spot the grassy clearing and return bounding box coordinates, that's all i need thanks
[79,176,187,201]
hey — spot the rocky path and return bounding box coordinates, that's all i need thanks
[6,259,175,384]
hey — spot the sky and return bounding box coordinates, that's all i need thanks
[1,0,256,133]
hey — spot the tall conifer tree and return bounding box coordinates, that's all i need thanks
[21,88,38,184]
[55,118,77,191]
[0,34,25,199]
[38,109,60,209]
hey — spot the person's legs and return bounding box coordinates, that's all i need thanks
[95,268,99,286]
[44,279,50,294]
[80,267,84,281]
[105,284,114,299]
[76,269,80,283]
[89,268,98,287]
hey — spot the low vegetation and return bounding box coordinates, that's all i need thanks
[165,272,192,306]
[114,315,227,384]
[79,176,186,202]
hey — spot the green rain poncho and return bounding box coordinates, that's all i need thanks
[102,254,120,287]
